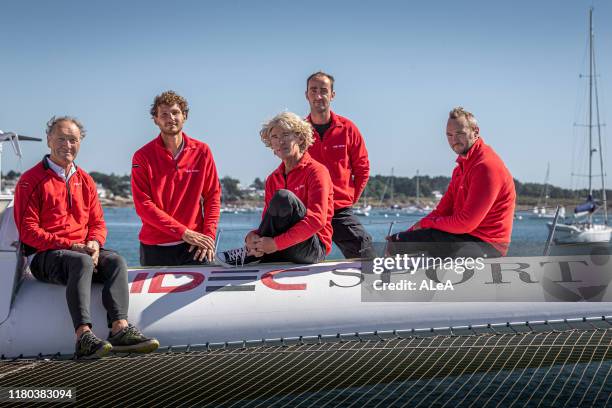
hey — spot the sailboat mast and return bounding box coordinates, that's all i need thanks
[543,162,550,209]
[588,7,594,197]
[416,169,420,206]
[390,167,394,202]
[592,10,608,224]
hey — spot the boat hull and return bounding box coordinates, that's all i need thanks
[1,256,611,358]
[548,222,612,243]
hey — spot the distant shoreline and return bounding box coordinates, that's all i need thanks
[100,197,610,212]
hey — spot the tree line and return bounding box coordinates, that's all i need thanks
[3,171,609,203]
[3,171,130,198]
[219,174,611,204]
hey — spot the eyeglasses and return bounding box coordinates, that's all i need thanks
[270,133,295,142]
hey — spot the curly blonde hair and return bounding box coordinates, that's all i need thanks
[260,112,314,153]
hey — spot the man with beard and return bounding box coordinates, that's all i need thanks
[305,71,376,259]
[386,107,515,258]
[132,91,221,266]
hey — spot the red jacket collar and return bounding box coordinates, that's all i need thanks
[273,151,313,176]
[41,155,79,179]
[306,110,343,129]
[456,137,484,167]
[155,132,192,151]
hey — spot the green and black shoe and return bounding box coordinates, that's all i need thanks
[75,331,113,359]
[108,324,159,353]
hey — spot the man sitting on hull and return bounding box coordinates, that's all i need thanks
[387,107,516,258]
[132,91,221,266]
[14,116,158,359]
[217,112,333,266]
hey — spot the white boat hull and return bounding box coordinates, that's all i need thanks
[1,255,611,358]
[548,222,612,243]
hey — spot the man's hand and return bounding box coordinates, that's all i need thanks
[182,229,212,247]
[245,231,264,257]
[183,230,216,262]
[70,243,99,269]
[86,240,101,266]
[71,243,95,255]
[253,236,278,255]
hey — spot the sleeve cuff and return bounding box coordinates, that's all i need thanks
[273,235,291,251]
[58,238,74,249]
[172,224,188,239]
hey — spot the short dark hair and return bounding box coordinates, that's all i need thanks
[449,106,478,130]
[150,90,189,118]
[306,71,335,91]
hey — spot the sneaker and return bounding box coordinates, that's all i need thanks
[108,324,160,353]
[216,247,260,268]
[75,331,112,359]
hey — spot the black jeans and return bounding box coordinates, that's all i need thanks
[140,242,211,266]
[30,248,129,330]
[388,228,503,258]
[332,207,376,259]
[257,190,326,264]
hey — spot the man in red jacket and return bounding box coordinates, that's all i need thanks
[387,107,516,258]
[132,91,221,266]
[14,116,158,359]
[217,112,333,267]
[305,71,376,259]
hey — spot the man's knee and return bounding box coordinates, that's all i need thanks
[103,251,127,268]
[268,189,299,217]
[67,251,95,273]
[99,251,128,277]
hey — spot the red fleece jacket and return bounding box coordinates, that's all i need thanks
[14,157,106,252]
[131,133,221,245]
[419,138,516,255]
[307,111,370,210]
[264,152,334,254]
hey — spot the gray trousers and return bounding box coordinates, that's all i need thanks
[30,249,129,330]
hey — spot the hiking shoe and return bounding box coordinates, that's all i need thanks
[75,331,112,359]
[216,247,260,268]
[108,324,159,353]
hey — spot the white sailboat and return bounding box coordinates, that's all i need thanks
[548,8,611,244]
[532,163,565,219]
[405,169,431,214]
[377,167,402,217]
[354,185,371,217]
[353,203,371,217]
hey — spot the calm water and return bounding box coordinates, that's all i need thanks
[104,207,557,266]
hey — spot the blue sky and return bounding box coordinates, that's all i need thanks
[1,0,611,190]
